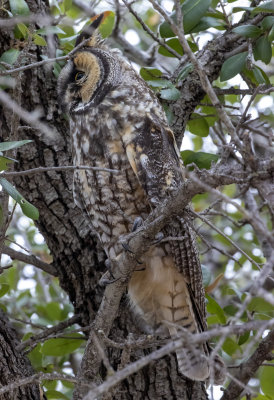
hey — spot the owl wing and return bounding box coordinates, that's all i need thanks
[124,112,207,326]
[125,113,183,205]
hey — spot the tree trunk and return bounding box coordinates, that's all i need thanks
[1,0,254,398]
[0,310,42,400]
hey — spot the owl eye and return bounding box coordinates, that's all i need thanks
[75,71,85,81]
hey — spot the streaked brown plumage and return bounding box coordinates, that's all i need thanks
[57,14,224,383]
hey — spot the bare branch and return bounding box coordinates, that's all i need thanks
[83,320,274,400]
[17,314,81,351]
[0,372,79,395]
[1,244,57,276]
[1,165,119,177]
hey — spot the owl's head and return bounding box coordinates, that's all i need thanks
[57,14,121,114]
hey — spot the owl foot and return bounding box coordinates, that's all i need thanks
[121,242,143,265]
[99,266,120,286]
[99,275,121,286]
[152,232,164,244]
[105,259,115,279]
[132,216,143,232]
[121,242,134,254]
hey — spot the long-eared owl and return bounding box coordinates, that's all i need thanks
[57,14,224,383]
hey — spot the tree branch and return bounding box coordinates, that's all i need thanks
[1,244,57,276]
[17,314,81,352]
[82,320,274,400]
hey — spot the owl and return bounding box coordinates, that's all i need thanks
[57,14,224,384]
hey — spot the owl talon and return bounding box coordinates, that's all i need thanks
[122,242,134,254]
[132,217,143,232]
[99,277,121,286]
[105,259,115,279]
[122,242,143,264]
[153,232,164,244]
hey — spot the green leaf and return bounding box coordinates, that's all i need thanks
[206,294,227,324]
[43,380,57,390]
[45,390,70,400]
[192,152,219,169]
[28,343,43,369]
[0,178,39,220]
[159,0,211,38]
[0,177,23,203]
[247,297,273,313]
[243,66,270,85]
[140,67,162,81]
[253,36,272,64]
[99,11,115,38]
[253,66,270,85]
[260,366,274,397]
[177,63,193,82]
[232,25,262,38]
[146,79,172,89]
[223,304,238,316]
[187,114,209,137]
[42,334,85,356]
[233,7,254,13]
[0,48,20,65]
[207,315,219,325]
[201,265,212,287]
[159,38,183,57]
[63,0,72,11]
[0,284,10,298]
[45,302,62,321]
[33,34,47,46]
[20,199,39,221]
[253,394,272,400]
[253,1,274,13]
[0,140,32,152]
[57,25,75,38]
[65,4,81,19]
[160,87,181,100]
[181,150,219,169]
[9,0,30,15]
[0,156,15,171]
[268,24,274,41]
[158,39,198,58]
[36,26,66,36]
[17,22,29,38]
[261,16,274,30]
[220,52,248,81]
[238,331,250,345]
[163,104,175,125]
[190,16,226,33]
[222,337,240,356]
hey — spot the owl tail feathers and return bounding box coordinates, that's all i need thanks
[169,326,226,384]
[176,346,210,381]
[168,326,210,382]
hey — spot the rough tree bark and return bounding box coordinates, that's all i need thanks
[0,1,267,399]
[0,310,42,400]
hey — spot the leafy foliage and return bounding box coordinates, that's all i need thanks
[0,0,273,399]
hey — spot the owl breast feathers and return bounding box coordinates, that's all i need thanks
[57,14,225,385]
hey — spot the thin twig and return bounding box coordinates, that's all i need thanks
[1,165,119,177]
[0,36,97,76]
[121,0,181,59]
[191,210,261,270]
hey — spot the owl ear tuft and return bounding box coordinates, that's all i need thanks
[75,13,104,47]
